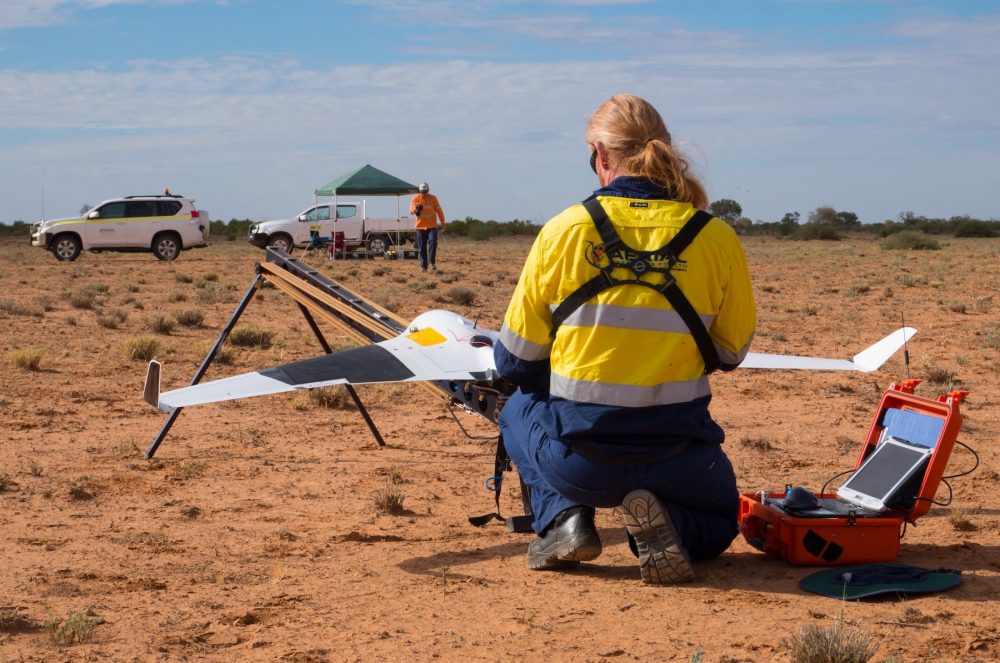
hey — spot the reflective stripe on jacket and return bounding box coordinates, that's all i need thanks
[409,193,445,230]
[494,179,755,444]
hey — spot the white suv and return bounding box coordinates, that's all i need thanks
[31,194,210,261]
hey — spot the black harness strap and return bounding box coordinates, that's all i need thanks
[468,432,534,532]
[550,198,721,375]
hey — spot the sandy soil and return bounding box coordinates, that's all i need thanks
[1,234,998,662]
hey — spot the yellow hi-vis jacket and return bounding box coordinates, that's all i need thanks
[498,194,756,410]
[409,192,445,230]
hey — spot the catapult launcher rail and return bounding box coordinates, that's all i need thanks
[144,247,511,459]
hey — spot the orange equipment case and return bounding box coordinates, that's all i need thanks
[738,380,967,566]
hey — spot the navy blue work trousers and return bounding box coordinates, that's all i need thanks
[415,228,438,269]
[499,390,740,561]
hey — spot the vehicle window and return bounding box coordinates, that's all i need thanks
[156,200,182,216]
[125,201,156,218]
[314,206,331,221]
[336,205,357,219]
[302,207,318,221]
[96,202,126,219]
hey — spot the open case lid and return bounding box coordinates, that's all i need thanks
[852,380,967,520]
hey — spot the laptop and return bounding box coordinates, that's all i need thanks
[780,437,933,517]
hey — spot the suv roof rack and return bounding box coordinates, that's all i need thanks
[124,194,184,199]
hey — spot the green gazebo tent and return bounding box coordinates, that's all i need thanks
[314,164,418,197]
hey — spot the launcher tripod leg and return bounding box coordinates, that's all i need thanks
[295,303,386,447]
[145,273,265,459]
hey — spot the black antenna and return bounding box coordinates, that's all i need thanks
[901,311,911,378]
[473,305,486,329]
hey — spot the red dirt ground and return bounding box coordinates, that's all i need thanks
[1,234,998,662]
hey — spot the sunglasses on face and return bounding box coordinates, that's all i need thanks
[590,149,598,174]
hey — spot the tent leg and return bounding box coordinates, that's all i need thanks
[296,303,386,447]
[145,273,264,459]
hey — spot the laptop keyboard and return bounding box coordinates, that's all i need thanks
[813,497,885,518]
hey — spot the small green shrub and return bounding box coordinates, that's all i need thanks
[794,224,841,241]
[174,272,194,283]
[44,611,102,645]
[881,231,940,251]
[124,336,161,361]
[10,348,43,370]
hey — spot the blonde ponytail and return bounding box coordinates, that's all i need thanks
[587,94,708,209]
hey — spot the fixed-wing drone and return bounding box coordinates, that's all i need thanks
[143,308,916,413]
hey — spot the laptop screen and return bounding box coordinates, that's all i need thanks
[837,437,932,511]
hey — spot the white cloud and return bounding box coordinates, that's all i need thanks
[1,9,997,224]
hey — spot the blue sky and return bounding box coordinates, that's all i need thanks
[2,0,998,225]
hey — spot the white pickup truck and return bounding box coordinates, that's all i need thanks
[248,202,416,254]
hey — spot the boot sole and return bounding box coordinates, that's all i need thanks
[620,489,695,584]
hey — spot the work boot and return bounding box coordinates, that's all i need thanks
[526,506,602,570]
[620,489,695,584]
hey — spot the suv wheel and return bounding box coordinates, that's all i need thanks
[51,234,82,261]
[152,232,181,261]
[268,233,294,253]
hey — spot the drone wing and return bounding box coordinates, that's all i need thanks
[144,310,497,413]
[738,327,916,372]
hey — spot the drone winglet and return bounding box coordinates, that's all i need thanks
[738,327,916,372]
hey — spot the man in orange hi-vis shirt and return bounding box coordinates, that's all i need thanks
[409,182,446,271]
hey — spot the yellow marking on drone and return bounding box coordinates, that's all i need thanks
[406,327,448,346]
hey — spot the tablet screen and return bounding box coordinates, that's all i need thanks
[837,438,932,509]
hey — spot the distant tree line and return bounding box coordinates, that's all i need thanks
[3,206,996,241]
[708,199,1000,240]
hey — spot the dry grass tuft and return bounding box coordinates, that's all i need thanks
[310,386,355,410]
[948,508,977,532]
[740,435,776,452]
[924,366,955,385]
[448,286,477,306]
[68,475,98,500]
[174,309,205,327]
[146,314,176,335]
[373,486,406,516]
[0,300,44,317]
[10,348,43,371]
[782,615,877,663]
[97,308,128,329]
[229,324,275,348]
[124,336,161,361]
[68,289,98,310]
